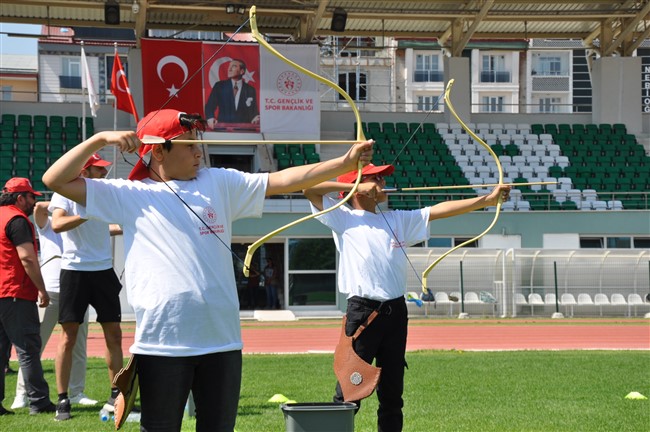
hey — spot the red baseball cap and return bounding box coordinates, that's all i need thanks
[2,177,42,196]
[128,109,189,181]
[336,163,395,184]
[83,153,112,170]
[336,164,394,198]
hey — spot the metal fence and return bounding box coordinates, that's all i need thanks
[405,248,650,318]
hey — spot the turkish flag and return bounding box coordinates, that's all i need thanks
[141,38,204,116]
[110,49,139,122]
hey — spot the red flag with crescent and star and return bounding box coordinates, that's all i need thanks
[110,48,139,122]
[141,38,204,116]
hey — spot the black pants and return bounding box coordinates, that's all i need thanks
[334,296,408,432]
[136,350,242,432]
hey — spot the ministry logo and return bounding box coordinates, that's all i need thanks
[203,206,217,224]
[276,71,302,96]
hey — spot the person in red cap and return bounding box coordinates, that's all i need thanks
[43,108,373,431]
[0,178,57,416]
[304,166,510,431]
[49,152,122,421]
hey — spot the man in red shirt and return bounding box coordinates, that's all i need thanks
[0,178,55,415]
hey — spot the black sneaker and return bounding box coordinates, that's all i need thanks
[55,399,71,421]
[0,405,15,416]
[29,402,56,415]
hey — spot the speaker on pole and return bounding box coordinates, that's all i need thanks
[331,8,347,32]
[105,0,120,25]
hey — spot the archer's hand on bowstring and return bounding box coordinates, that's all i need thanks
[342,139,375,171]
[95,130,141,153]
[356,179,385,201]
[485,184,512,206]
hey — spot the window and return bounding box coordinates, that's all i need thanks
[416,95,441,112]
[60,57,82,89]
[580,236,647,249]
[428,238,452,247]
[537,56,562,76]
[1,86,11,101]
[414,54,442,82]
[338,72,367,101]
[481,54,510,82]
[288,238,337,306]
[454,237,478,248]
[481,96,504,112]
[634,237,650,248]
[539,97,562,113]
[606,237,631,248]
[210,154,254,172]
[580,237,604,248]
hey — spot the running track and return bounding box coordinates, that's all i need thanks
[40,319,649,359]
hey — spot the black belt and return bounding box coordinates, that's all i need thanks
[348,295,405,315]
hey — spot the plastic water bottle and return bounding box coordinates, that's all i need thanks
[126,411,141,423]
[99,408,110,422]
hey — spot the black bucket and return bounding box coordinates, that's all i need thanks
[280,402,357,432]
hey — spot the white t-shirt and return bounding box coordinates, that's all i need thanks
[313,196,429,301]
[83,167,268,357]
[49,192,113,271]
[36,217,62,293]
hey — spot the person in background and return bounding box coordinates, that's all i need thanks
[42,108,373,431]
[11,201,97,410]
[263,258,278,309]
[304,164,510,432]
[246,264,261,310]
[0,178,55,416]
[49,153,123,421]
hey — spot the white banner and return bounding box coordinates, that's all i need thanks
[260,44,320,136]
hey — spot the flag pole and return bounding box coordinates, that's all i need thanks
[113,43,118,179]
[81,41,87,141]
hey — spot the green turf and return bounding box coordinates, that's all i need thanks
[2,351,648,431]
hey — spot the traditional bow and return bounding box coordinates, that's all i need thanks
[420,79,504,293]
[242,5,366,276]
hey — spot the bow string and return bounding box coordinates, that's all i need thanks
[242,5,365,276]
[420,79,504,294]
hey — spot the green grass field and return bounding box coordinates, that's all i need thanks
[2,351,648,431]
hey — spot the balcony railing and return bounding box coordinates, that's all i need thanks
[59,75,82,89]
[414,70,443,82]
[480,70,511,83]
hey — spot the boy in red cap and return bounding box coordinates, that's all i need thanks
[49,152,122,421]
[43,109,373,431]
[0,178,56,416]
[304,166,510,431]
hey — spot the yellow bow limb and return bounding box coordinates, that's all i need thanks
[243,6,365,277]
[421,79,504,293]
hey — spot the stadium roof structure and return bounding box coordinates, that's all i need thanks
[1,1,649,56]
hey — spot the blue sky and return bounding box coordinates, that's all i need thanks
[0,23,41,55]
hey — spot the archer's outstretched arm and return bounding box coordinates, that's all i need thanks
[266,139,373,196]
[428,184,511,221]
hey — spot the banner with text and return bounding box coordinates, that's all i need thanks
[259,44,320,135]
[141,40,319,135]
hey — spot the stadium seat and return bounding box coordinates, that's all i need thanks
[626,293,650,317]
[560,293,577,317]
[528,293,544,316]
[577,293,594,308]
